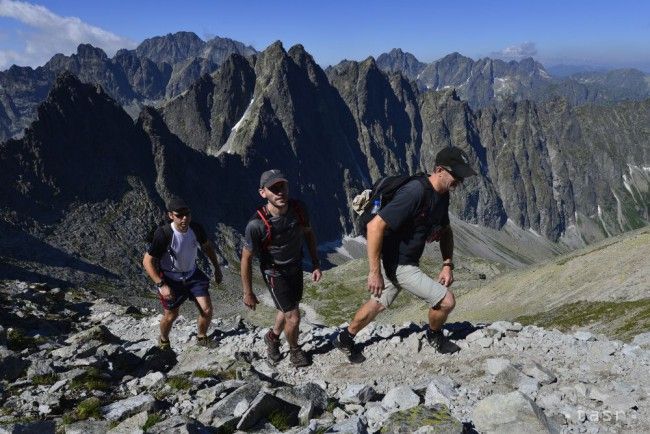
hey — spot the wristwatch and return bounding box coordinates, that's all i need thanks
[155,281,165,288]
[442,262,454,270]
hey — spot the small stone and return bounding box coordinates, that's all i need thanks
[574,331,596,342]
[485,358,511,376]
[477,337,494,348]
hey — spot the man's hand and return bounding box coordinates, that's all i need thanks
[311,268,322,282]
[438,267,454,287]
[243,292,259,310]
[214,267,223,285]
[367,271,385,297]
[159,284,173,300]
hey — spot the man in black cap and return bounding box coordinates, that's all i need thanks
[240,169,322,367]
[143,197,222,349]
[335,146,477,360]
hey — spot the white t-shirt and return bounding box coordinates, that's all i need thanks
[159,222,199,278]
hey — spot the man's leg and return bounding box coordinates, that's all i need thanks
[272,310,285,337]
[348,299,385,335]
[160,307,179,341]
[428,289,456,330]
[194,295,213,338]
[282,308,301,348]
[426,289,459,353]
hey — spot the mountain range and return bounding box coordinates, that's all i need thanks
[375,48,650,108]
[0,38,648,292]
[2,32,650,144]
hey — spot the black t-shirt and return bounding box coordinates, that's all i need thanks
[244,200,311,270]
[378,178,450,274]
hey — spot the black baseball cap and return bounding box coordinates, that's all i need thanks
[259,169,288,188]
[166,196,190,212]
[435,146,477,179]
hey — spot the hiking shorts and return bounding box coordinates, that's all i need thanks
[158,269,210,310]
[262,268,303,313]
[372,264,447,308]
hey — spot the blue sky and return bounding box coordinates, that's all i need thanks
[1,0,649,71]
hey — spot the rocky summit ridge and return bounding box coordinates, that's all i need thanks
[1,280,648,433]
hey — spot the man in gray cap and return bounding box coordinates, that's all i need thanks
[143,196,222,349]
[240,170,322,367]
[335,146,477,361]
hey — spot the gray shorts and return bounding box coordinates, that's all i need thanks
[372,264,447,308]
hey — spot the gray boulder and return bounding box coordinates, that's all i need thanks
[146,415,210,433]
[325,415,368,433]
[382,386,420,411]
[237,391,300,430]
[101,394,156,421]
[198,382,261,427]
[0,347,29,381]
[1,420,56,433]
[64,420,109,434]
[472,391,556,434]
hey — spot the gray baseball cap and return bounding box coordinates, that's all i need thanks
[259,169,288,188]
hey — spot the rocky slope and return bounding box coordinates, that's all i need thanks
[1,280,648,433]
[0,32,257,142]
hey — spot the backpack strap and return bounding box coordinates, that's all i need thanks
[256,206,273,251]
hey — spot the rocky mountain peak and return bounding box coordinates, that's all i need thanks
[75,43,109,60]
[376,48,426,80]
[135,31,205,64]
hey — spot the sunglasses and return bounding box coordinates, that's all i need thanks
[267,182,288,194]
[172,210,191,218]
[442,167,464,184]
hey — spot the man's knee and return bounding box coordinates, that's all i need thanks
[199,304,213,318]
[163,308,179,321]
[284,309,301,326]
[433,291,455,312]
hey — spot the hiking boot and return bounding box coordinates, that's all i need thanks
[264,330,282,362]
[289,347,310,367]
[333,332,355,357]
[158,338,171,350]
[426,329,460,354]
[196,335,218,349]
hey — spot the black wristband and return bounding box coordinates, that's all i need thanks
[442,262,454,270]
[155,281,165,288]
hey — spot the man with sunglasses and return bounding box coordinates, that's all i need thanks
[334,146,477,360]
[143,197,223,349]
[241,170,322,367]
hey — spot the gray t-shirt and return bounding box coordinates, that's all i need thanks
[244,200,310,271]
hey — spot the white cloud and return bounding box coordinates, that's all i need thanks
[0,0,136,69]
[491,42,538,60]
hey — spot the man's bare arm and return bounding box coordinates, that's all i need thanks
[366,215,388,296]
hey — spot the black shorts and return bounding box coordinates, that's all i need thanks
[262,268,303,312]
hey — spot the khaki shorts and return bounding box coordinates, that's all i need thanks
[372,264,447,308]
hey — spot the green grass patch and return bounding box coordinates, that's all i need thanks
[192,369,217,378]
[31,373,59,386]
[166,375,192,390]
[70,367,110,392]
[515,298,650,341]
[143,412,163,431]
[7,329,44,351]
[267,409,291,431]
[63,397,102,424]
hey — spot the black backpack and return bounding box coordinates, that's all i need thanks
[354,173,428,237]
